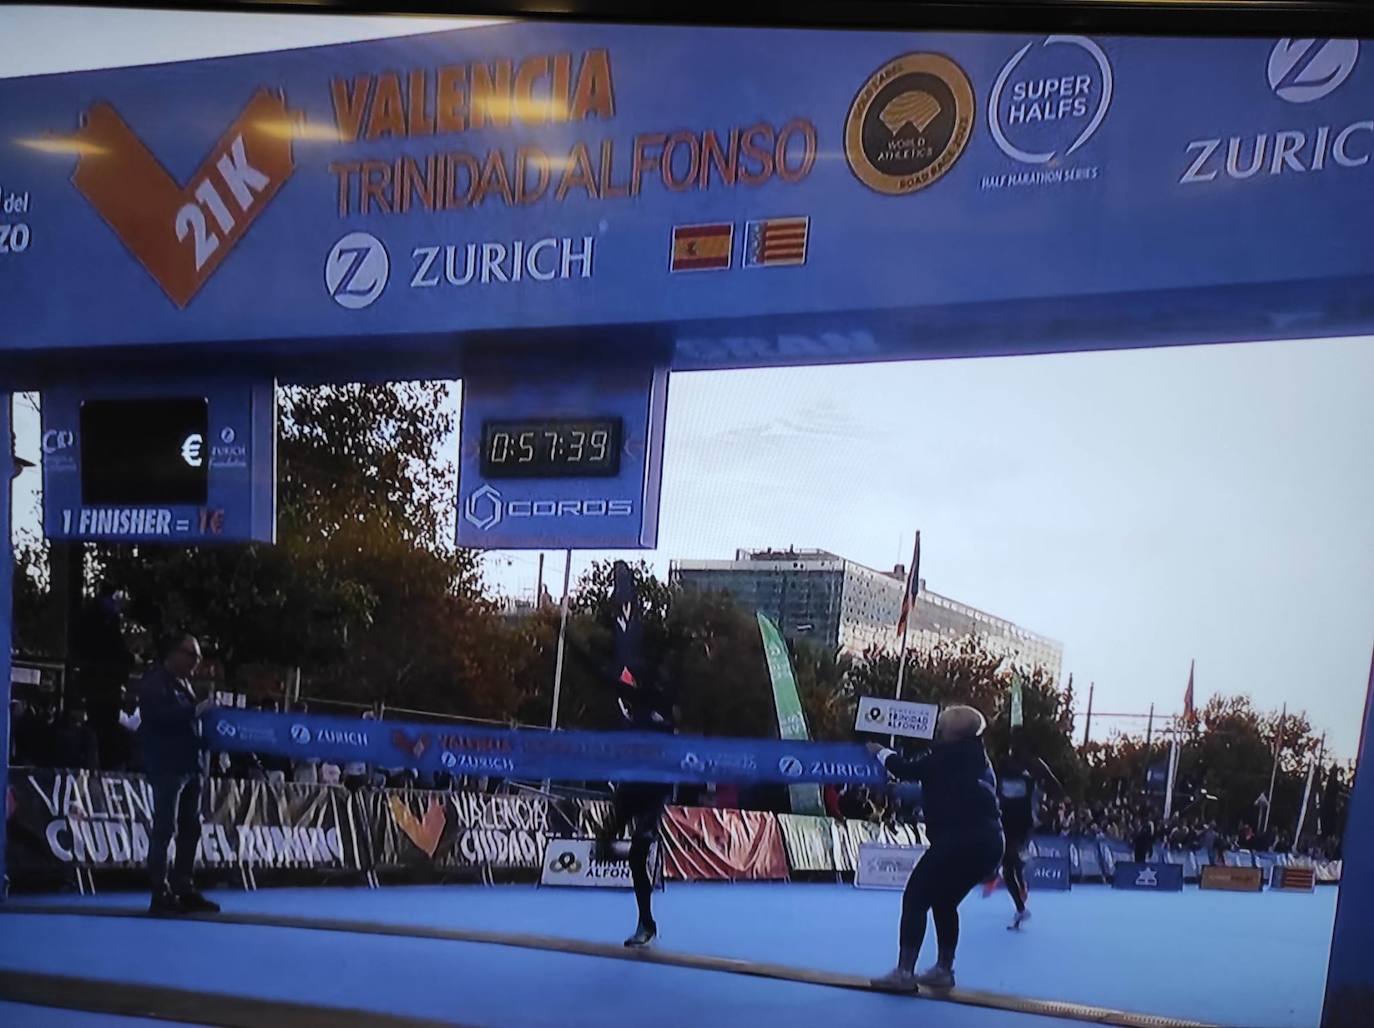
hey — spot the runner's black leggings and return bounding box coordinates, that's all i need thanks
[1003,830,1029,913]
[609,782,670,927]
[901,831,1004,966]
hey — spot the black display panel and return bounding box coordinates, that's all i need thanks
[479,417,623,479]
[80,397,209,505]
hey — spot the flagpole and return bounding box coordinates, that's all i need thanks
[1299,732,1327,840]
[1164,717,1181,819]
[1163,737,1178,820]
[1009,672,1024,756]
[1082,682,1094,748]
[1314,732,1327,836]
[549,549,573,731]
[1295,750,1317,844]
[1263,703,1286,832]
[894,616,912,702]
[894,531,920,703]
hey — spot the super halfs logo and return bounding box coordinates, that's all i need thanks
[70,89,298,307]
[845,53,974,195]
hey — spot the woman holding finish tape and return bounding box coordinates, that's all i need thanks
[867,705,1004,993]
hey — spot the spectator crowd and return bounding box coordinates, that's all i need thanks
[1037,796,1343,862]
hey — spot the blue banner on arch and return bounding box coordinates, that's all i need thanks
[2,28,1373,373]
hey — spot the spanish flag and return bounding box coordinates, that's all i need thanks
[670,223,732,272]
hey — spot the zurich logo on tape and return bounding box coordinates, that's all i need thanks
[441,751,458,769]
[290,724,312,745]
[681,753,705,773]
[778,756,804,778]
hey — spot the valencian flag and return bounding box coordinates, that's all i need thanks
[896,532,922,637]
[1183,660,1196,724]
[670,223,732,271]
[743,217,809,267]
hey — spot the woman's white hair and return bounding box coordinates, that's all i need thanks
[935,705,987,742]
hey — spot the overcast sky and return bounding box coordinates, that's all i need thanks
[6,8,1372,759]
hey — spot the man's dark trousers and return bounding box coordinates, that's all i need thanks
[149,773,201,894]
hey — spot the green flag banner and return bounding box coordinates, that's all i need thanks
[757,612,825,816]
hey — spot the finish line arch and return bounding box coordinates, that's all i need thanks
[0,14,1371,1027]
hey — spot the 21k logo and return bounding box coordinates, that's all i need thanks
[71,89,297,308]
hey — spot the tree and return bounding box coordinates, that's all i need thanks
[1076,694,1329,835]
[1172,695,1281,829]
[790,639,854,742]
[97,539,371,687]
[519,562,788,738]
[669,588,775,738]
[12,537,62,658]
[571,558,673,626]
[847,636,1083,795]
[90,381,521,713]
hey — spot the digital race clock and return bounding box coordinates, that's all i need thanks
[457,351,668,550]
[479,417,623,479]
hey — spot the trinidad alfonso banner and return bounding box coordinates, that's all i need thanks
[2,29,1373,375]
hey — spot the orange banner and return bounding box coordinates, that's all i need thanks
[661,806,789,881]
[72,89,296,307]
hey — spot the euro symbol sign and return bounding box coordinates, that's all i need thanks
[181,433,204,468]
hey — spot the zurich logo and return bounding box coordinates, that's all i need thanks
[464,484,504,531]
[1268,39,1359,103]
[778,756,804,779]
[325,232,389,309]
[441,751,458,769]
[215,721,237,738]
[220,427,236,445]
[989,35,1113,164]
[681,753,705,773]
[290,724,312,745]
